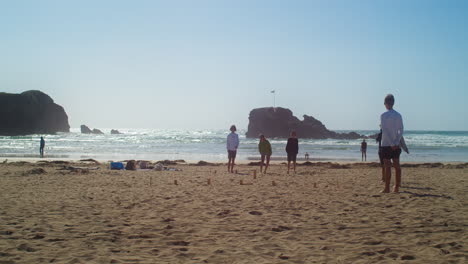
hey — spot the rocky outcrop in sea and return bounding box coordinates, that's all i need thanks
[0,90,70,136]
[80,125,104,134]
[246,107,363,139]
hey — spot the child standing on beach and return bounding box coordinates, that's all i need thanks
[361,139,367,161]
[40,136,45,158]
[226,125,239,173]
[286,131,299,174]
[258,134,272,174]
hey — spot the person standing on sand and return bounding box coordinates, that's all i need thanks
[226,125,239,173]
[361,139,367,161]
[40,136,45,158]
[376,129,385,182]
[286,131,299,174]
[380,94,404,193]
[258,134,272,174]
[377,128,409,184]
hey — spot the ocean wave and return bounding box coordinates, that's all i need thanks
[1,129,467,162]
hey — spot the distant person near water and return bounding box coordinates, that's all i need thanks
[305,152,309,161]
[226,125,239,173]
[258,134,272,174]
[286,131,299,174]
[361,139,367,161]
[380,94,404,193]
[40,136,45,158]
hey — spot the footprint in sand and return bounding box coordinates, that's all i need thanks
[170,241,190,246]
[17,243,35,252]
[401,255,416,260]
[271,226,292,232]
[249,211,262,215]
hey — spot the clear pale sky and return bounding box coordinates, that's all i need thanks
[1,0,467,130]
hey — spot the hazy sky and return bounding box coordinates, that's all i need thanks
[1,0,467,130]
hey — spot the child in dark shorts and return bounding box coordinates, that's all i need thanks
[258,135,272,174]
[286,131,299,174]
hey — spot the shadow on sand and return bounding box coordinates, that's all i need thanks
[400,191,453,200]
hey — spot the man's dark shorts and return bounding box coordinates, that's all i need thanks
[287,153,297,162]
[228,150,237,159]
[381,146,401,160]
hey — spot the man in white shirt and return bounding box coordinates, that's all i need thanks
[226,125,239,173]
[380,94,404,193]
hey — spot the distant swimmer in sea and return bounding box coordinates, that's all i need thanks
[380,94,404,193]
[286,131,299,174]
[40,136,45,158]
[258,134,272,174]
[361,139,367,161]
[226,125,239,173]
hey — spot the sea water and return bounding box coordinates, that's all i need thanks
[0,129,467,162]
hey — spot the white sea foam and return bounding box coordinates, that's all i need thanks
[0,129,467,162]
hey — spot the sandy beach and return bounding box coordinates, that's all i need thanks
[0,160,467,264]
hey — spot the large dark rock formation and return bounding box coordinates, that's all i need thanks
[246,107,363,139]
[0,90,70,136]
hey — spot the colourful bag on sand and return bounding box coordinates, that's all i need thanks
[125,160,137,170]
[110,162,124,170]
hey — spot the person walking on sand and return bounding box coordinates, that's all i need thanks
[380,94,404,193]
[361,139,367,161]
[286,131,299,174]
[40,136,45,158]
[258,134,272,174]
[226,125,239,173]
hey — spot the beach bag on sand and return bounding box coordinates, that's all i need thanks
[139,161,148,169]
[110,162,124,170]
[125,160,137,170]
[154,163,164,171]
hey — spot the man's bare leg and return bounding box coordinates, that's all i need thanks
[381,166,385,183]
[393,158,401,192]
[264,155,270,174]
[382,159,392,193]
[287,160,290,174]
[260,155,264,174]
[231,158,235,173]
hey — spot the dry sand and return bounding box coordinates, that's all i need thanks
[0,160,467,264]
